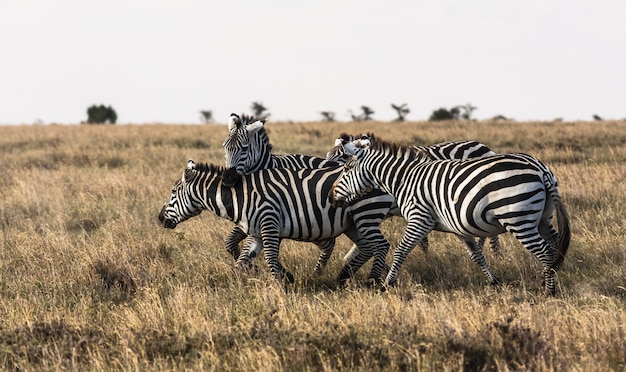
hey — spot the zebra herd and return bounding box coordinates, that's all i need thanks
[159,113,571,295]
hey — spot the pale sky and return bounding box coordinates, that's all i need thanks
[1,0,625,124]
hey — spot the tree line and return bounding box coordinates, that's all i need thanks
[84,102,609,124]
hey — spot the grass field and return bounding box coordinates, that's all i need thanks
[0,120,625,370]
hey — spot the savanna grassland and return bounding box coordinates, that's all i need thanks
[0,120,625,371]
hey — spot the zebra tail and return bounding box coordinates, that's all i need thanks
[546,177,571,271]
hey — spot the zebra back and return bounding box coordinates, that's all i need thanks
[327,133,495,163]
[415,140,496,160]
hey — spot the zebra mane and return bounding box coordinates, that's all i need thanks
[193,162,226,175]
[239,113,263,126]
[230,112,267,128]
[338,133,354,143]
[366,133,425,161]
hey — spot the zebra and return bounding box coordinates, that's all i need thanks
[221,113,339,261]
[328,134,570,296]
[221,113,394,283]
[158,159,390,283]
[326,134,502,266]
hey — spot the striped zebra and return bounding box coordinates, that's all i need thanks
[326,134,501,264]
[221,113,338,260]
[158,159,389,283]
[221,114,395,283]
[328,134,570,295]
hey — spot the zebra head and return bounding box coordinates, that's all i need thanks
[325,133,372,164]
[159,159,204,229]
[222,113,269,186]
[328,139,373,208]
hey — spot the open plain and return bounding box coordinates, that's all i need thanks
[0,120,625,370]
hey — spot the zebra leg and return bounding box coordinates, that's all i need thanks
[313,239,335,275]
[235,236,263,272]
[225,226,248,260]
[260,219,294,283]
[344,242,392,275]
[538,218,560,296]
[343,192,394,282]
[385,218,434,287]
[343,244,360,264]
[508,224,558,296]
[476,237,486,252]
[337,228,375,285]
[458,236,500,285]
[341,222,391,285]
[489,236,502,256]
[419,236,429,253]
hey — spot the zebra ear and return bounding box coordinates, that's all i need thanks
[228,113,241,131]
[333,138,344,147]
[183,159,196,183]
[245,121,265,134]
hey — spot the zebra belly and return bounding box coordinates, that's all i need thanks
[240,209,351,242]
[277,209,351,241]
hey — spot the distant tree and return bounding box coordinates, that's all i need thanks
[492,114,509,121]
[200,110,213,124]
[429,107,456,121]
[86,104,117,124]
[456,103,477,120]
[360,105,374,121]
[593,114,603,121]
[429,103,477,122]
[251,102,270,121]
[391,103,410,122]
[320,111,336,122]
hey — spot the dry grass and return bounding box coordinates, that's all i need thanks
[0,120,625,371]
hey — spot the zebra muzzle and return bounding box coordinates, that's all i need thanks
[158,206,177,229]
[163,220,177,229]
[328,186,346,208]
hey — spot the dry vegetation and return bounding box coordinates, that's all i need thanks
[0,120,625,371]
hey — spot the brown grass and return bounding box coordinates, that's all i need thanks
[0,120,625,370]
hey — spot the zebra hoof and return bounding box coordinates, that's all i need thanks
[336,268,353,285]
[489,277,501,286]
[337,277,348,288]
[235,261,254,273]
[366,277,383,289]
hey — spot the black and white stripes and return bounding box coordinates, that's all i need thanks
[159,160,388,282]
[329,134,570,295]
[220,114,394,282]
